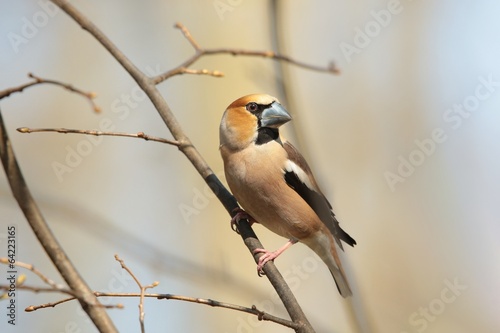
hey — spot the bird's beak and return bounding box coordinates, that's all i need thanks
[260,102,292,128]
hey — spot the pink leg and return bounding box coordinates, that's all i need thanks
[230,207,255,233]
[254,239,298,275]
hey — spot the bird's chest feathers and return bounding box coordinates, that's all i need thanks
[223,142,319,240]
[224,143,286,193]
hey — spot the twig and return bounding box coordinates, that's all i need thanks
[0,73,100,113]
[50,1,316,332]
[0,107,117,332]
[24,296,124,312]
[179,68,224,77]
[0,257,66,291]
[114,255,158,333]
[0,255,299,330]
[151,22,339,84]
[1,284,72,295]
[153,294,299,329]
[0,284,298,330]
[16,127,180,146]
[175,22,202,50]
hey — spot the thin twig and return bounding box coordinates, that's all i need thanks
[0,257,66,291]
[153,294,299,329]
[151,22,339,84]
[16,127,180,146]
[1,284,73,295]
[25,297,123,312]
[0,73,100,113]
[0,284,298,330]
[174,22,202,50]
[205,48,340,73]
[180,68,224,77]
[114,255,159,333]
[24,297,123,312]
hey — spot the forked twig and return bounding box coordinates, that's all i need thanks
[151,22,339,84]
[114,255,158,333]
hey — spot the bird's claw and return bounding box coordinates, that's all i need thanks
[230,208,254,234]
[253,248,279,276]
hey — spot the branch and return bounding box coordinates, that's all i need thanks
[16,127,180,146]
[0,257,66,291]
[0,106,117,332]
[0,73,100,113]
[152,22,339,84]
[114,255,158,333]
[50,1,317,332]
[0,284,298,330]
[0,257,299,330]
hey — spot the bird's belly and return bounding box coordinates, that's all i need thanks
[224,151,319,240]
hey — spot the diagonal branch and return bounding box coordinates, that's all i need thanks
[50,1,318,332]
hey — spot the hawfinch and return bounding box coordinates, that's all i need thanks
[219,94,356,297]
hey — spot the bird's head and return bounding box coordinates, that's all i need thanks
[219,94,292,151]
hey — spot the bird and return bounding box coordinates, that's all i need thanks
[219,94,356,297]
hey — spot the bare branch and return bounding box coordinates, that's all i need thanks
[2,284,72,295]
[25,297,124,313]
[204,49,340,73]
[174,22,202,51]
[2,283,299,329]
[49,1,317,331]
[0,255,298,330]
[154,293,299,330]
[178,68,225,77]
[0,257,66,291]
[151,22,339,84]
[114,254,159,333]
[16,127,180,146]
[0,108,117,332]
[0,73,100,113]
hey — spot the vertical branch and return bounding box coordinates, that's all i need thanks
[0,109,117,333]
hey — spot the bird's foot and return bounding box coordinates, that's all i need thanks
[230,207,255,234]
[253,248,280,276]
[253,239,297,276]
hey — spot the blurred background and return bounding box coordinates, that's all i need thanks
[1,1,499,332]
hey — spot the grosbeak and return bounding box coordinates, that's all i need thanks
[219,94,356,297]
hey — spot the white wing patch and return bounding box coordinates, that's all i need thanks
[284,160,315,191]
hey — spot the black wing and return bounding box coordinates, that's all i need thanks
[282,142,356,249]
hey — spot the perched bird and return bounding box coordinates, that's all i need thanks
[219,94,356,297]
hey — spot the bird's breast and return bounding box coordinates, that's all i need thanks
[222,143,320,240]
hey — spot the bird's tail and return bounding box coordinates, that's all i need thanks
[324,250,352,297]
[306,232,352,297]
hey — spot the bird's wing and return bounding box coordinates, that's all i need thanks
[282,141,356,249]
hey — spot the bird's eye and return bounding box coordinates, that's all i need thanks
[246,102,259,113]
